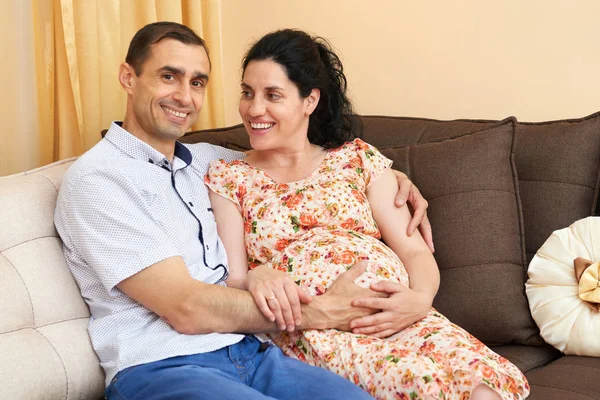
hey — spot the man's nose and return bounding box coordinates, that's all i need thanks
[173,83,192,105]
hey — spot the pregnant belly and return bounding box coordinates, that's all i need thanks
[268,229,409,295]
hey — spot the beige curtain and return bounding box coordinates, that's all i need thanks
[1,0,40,176]
[2,0,223,176]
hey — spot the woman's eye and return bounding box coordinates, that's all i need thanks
[268,93,281,101]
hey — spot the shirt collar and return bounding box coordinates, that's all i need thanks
[104,122,192,171]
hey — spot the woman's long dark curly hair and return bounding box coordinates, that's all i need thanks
[241,29,362,148]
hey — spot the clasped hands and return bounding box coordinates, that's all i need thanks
[246,262,432,337]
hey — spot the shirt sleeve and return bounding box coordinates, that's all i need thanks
[210,145,246,162]
[204,159,244,210]
[56,166,181,293]
[353,138,393,187]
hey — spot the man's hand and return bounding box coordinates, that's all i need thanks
[391,170,434,253]
[349,281,431,338]
[246,264,312,332]
[306,262,387,331]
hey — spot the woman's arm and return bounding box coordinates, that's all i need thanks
[208,189,311,331]
[207,190,249,289]
[350,168,440,337]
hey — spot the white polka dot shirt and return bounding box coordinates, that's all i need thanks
[54,122,246,386]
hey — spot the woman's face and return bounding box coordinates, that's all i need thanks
[239,59,319,151]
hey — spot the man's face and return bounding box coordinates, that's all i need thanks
[127,39,210,142]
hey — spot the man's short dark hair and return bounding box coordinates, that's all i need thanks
[125,21,209,75]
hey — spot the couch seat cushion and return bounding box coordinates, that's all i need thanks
[490,344,561,373]
[526,356,600,400]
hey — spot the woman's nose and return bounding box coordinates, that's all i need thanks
[247,98,265,116]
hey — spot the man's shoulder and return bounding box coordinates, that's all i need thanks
[61,143,143,192]
[184,142,245,165]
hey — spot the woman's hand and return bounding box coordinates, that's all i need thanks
[246,264,312,331]
[349,281,432,338]
[391,170,434,253]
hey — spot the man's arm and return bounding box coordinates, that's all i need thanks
[61,164,380,336]
[117,255,374,334]
[117,256,279,334]
[390,169,434,253]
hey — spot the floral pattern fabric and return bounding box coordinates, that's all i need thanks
[206,138,529,399]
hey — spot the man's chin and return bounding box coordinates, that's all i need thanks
[160,126,188,140]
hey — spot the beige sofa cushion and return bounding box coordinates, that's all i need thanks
[0,158,104,400]
[526,217,600,356]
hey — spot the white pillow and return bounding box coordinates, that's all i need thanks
[526,216,600,356]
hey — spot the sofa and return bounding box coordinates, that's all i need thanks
[2,112,599,399]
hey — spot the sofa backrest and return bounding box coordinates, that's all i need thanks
[181,112,600,265]
[181,112,600,346]
[0,158,105,400]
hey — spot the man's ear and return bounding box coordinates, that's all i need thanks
[119,62,136,95]
[305,88,320,116]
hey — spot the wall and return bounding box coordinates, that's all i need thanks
[221,0,600,126]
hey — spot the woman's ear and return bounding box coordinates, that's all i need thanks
[119,62,136,95]
[305,88,321,116]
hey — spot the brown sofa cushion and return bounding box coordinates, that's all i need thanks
[514,111,600,264]
[358,113,600,262]
[379,118,536,346]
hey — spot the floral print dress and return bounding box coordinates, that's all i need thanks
[206,138,529,400]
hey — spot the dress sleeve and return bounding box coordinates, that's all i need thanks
[353,138,393,187]
[205,159,244,209]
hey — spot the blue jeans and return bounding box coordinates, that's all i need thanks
[105,336,374,399]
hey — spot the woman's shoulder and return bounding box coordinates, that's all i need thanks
[207,158,254,180]
[329,138,377,156]
[208,157,250,170]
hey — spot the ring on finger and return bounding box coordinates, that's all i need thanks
[266,295,276,301]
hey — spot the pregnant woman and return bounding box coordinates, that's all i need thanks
[206,29,529,400]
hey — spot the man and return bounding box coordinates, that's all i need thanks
[55,22,431,399]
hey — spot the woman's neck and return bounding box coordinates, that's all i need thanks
[246,143,327,183]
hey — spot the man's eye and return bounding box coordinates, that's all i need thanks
[241,90,252,98]
[192,80,205,88]
[163,74,174,81]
